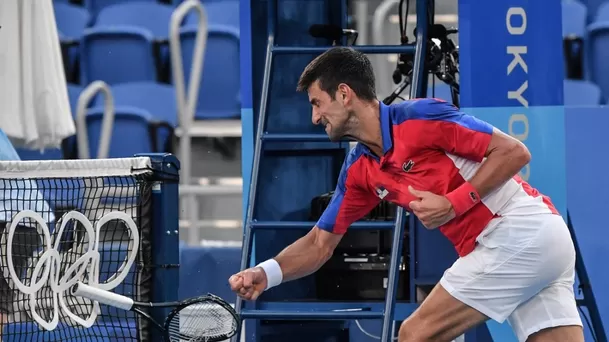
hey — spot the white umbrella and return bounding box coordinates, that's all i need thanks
[0,0,76,151]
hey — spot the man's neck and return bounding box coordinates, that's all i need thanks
[347,100,384,157]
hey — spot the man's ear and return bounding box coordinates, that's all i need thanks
[337,83,351,104]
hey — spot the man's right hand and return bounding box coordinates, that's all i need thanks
[228,267,268,301]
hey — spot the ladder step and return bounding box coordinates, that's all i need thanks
[240,309,384,320]
[251,221,395,230]
[272,45,416,55]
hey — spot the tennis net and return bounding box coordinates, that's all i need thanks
[0,157,159,341]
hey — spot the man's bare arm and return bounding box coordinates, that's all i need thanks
[263,226,343,283]
[470,127,531,198]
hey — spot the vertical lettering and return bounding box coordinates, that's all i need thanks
[506,7,527,35]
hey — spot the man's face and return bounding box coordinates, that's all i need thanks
[308,81,351,141]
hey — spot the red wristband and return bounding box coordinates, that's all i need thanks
[445,182,480,216]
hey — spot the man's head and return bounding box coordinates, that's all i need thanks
[297,47,376,141]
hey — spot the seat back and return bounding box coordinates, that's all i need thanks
[83,0,157,19]
[85,106,153,158]
[180,25,241,119]
[185,0,239,28]
[80,27,157,85]
[96,2,175,38]
[587,24,609,97]
[53,2,91,39]
[562,0,588,37]
[97,82,177,126]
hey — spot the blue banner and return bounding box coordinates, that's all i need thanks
[458,1,565,340]
[459,0,566,217]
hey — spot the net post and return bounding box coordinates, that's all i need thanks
[135,153,181,341]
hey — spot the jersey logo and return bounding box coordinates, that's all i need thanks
[375,186,389,199]
[402,160,415,172]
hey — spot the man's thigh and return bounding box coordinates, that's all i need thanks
[508,281,582,342]
[400,214,579,341]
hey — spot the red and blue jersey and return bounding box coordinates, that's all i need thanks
[316,98,558,257]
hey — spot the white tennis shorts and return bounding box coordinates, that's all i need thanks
[440,213,583,342]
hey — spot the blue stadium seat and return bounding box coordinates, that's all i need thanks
[581,0,608,22]
[15,147,64,161]
[80,27,158,85]
[596,1,609,20]
[586,20,609,97]
[94,82,177,151]
[184,0,240,28]
[95,2,175,38]
[67,83,84,114]
[83,0,157,19]
[179,25,241,119]
[54,2,90,83]
[98,82,177,126]
[564,79,602,105]
[562,0,588,37]
[53,2,91,39]
[85,106,154,158]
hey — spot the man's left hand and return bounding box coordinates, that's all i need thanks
[408,186,456,229]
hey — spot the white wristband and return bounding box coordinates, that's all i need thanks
[257,259,283,290]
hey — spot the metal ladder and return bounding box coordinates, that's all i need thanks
[567,212,608,342]
[234,0,431,341]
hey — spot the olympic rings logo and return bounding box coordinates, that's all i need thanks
[1,209,139,331]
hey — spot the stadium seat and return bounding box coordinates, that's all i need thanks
[184,0,240,28]
[179,25,241,120]
[67,83,85,114]
[586,20,609,97]
[564,79,602,105]
[83,0,157,18]
[80,27,158,85]
[93,82,177,151]
[582,0,608,22]
[596,1,609,20]
[562,0,588,37]
[94,2,173,83]
[95,2,175,38]
[85,106,154,158]
[53,2,90,83]
[96,82,177,125]
[53,2,91,39]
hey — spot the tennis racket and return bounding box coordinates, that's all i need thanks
[71,281,240,342]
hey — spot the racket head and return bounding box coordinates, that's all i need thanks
[164,293,241,342]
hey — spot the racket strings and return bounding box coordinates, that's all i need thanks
[167,301,238,342]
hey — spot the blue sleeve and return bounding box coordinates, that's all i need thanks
[316,149,380,234]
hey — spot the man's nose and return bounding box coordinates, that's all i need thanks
[312,110,321,125]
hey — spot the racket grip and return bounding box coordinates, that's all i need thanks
[72,282,135,311]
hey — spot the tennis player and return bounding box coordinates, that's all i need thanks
[229,47,583,342]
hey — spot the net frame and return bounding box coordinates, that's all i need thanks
[0,157,156,342]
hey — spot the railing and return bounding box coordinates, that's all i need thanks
[75,81,115,159]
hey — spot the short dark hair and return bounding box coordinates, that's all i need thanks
[296,47,376,101]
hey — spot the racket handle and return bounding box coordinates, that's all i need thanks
[72,282,135,311]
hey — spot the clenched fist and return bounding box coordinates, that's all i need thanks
[228,267,268,301]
